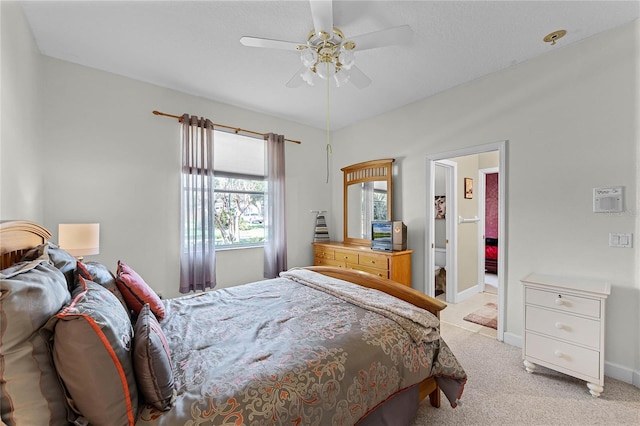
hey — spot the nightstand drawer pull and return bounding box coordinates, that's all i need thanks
[554,350,564,358]
[554,322,565,330]
[555,298,564,306]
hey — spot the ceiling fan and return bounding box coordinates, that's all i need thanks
[240,0,413,89]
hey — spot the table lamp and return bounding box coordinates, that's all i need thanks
[58,223,100,261]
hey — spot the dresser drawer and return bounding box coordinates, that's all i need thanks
[525,288,601,318]
[348,263,389,279]
[314,257,344,268]
[525,306,600,349]
[526,333,600,380]
[314,247,335,260]
[358,253,389,270]
[335,250,358,264]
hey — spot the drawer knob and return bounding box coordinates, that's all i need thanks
[554,322,564,330]
[554,298,565,306]
[554,350,564,358]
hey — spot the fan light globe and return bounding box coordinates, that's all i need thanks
[316,61,335,80]
[334,70,350,87]
[301,67,315,86]
[338,49,355,70]
[300,48,318,67]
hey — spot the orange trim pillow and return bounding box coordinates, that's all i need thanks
[116,261,165,321]
[47,277,138,426]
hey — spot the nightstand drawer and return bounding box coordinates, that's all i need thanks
[358,253,388,270]
[314,248,335,260]
[525,288,601,318]
[526,306,600,349]
[335,250,358,264]
[526,333,600,380]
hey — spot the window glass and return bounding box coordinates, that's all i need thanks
[213,131,266,247]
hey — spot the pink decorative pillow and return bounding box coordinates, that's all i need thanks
[116,261,165,321]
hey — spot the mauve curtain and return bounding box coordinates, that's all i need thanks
[264,133,287,278]
[180,114,216,293]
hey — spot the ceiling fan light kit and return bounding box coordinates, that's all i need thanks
[240,0,413,89]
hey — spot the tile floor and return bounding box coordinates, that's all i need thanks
[436,274,498,339]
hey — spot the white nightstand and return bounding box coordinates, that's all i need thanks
[521,273,611,397]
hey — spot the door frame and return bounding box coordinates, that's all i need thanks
[426,140,507,341]
[477,167,499,293]
[429,159,458,303]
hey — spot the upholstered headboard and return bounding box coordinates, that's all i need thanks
[0,220,52,269]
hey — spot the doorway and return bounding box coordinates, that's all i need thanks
[426,141,506,341]
[478,167,499,294]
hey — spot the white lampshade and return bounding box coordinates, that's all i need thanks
[58,223,100,257]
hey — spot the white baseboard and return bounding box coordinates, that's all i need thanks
[454,284,480,303]
[604,361,640,388]
[503,332,522,348]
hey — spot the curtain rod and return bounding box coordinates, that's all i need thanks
[152,110,301,144]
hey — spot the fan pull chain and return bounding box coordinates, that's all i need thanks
[325,62,332,184]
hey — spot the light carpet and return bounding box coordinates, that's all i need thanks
[412,322,640,425]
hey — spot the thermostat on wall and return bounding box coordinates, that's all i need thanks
[593,186,624,213]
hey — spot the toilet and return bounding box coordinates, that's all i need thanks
[434,248,446,270]
[434,248,446,294]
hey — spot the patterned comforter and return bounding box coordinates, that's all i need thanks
[136,270,466,426]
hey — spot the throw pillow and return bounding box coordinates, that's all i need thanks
[133,304,176,411]
[48,277,138,426]
[116,261,165,321]
[0,257,70,425]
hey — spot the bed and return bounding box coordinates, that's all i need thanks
[485,237,498,274]
[0,220,466,426]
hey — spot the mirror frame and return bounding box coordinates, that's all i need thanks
[342,158,394,246]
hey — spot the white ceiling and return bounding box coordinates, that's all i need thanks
[21,1,639,130]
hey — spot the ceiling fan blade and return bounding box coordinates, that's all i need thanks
[309,0,333,37]
[348,25,414,51]
[345,65,371,89]
[240,36,301,51]
[286,67,306,88]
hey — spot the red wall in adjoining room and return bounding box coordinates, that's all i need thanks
[485,173,499,238]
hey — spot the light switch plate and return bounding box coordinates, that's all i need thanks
[609,233,633,248]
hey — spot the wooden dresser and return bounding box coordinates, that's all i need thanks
[521,273,610,397]
[312,241,412,287]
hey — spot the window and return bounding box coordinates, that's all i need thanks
[212,130,266,247]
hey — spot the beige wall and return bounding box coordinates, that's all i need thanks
[452,154,480,292]
[1,1,44,222]
[39,57,328,299]
[333,20,639,380]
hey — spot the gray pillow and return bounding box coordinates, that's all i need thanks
[21,242,78,292]
[133,304,176,411]
[77,261,130,317]
[0,257,70,425]
[47,278,138,426]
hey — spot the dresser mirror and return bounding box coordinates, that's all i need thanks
[342,159,394,246]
